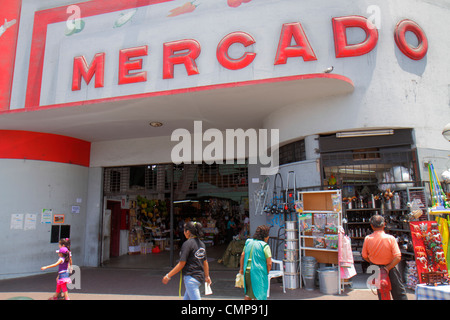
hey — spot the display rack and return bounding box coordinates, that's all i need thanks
[297,190,342,294]
[343,188,424,262]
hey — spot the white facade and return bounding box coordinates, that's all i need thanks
[0,0,449,278]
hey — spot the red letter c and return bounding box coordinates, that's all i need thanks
[217,32,256,70]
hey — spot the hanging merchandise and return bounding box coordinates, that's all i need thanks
[265,173,286,227]
[326,213,339,233]
[325,234,338,250]
[298,213,312,232]
[283,171,298,221]
[313,230,326,248]
[264,173,284,214]
[338,228,356,280]
[254,177,270,215]
[410,221,449,285]
[436,216,450,272]
[427,163,450,212]
[313,213,327,232]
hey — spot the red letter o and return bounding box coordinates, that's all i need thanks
[394,19,428,60]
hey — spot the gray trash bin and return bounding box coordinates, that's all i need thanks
[317,267,339,294]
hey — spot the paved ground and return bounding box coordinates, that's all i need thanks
[0,244,416,301]
[0,266,415,301]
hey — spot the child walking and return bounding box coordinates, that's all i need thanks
[59,238,72,270]
[57,238,72,299]
[41,246,72,300]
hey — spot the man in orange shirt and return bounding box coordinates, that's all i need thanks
[362,215,407,300]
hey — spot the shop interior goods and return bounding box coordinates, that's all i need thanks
[128,195,240,255]
[342,186,427,267]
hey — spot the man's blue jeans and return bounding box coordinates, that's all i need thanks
[183,275,201,300]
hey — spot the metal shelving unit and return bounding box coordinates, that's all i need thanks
[297,190,342,294]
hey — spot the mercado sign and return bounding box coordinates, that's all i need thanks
[21,0,427,109]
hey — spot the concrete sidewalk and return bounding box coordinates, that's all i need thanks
[0,266,415,300]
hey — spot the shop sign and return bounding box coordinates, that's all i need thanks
[24,1,428,109]
[71,17,427,92]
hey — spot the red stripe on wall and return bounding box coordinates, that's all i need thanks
[0,0,21,110]
[0,130,91,167]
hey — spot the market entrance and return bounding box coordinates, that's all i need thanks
[100,163,249,269]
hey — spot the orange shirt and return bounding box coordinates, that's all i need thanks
[361,230,401,265]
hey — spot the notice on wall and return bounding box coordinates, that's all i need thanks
[41,209,52,224]
[24,213,37,230]
[71,205,80,214]
[10,213,24,229]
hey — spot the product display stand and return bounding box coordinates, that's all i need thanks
[284,220,299,289]
[297,190,342,294]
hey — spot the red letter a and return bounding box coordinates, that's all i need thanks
[274,22,317,65]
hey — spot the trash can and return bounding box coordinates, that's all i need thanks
[301,256,317,291]
[317,267,339,295]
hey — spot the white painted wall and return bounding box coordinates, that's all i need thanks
[261,0,450,152]
[0,159,89,279]
[83,167,103,267]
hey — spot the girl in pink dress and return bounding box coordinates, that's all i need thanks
[41,246,72,300]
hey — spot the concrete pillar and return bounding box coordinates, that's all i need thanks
[305,134,320,160]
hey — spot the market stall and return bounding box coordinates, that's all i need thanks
[127,195,243,255]
[407,163,450,296]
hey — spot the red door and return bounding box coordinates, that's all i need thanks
[107,201,121,257]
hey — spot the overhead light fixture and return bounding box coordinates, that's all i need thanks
[149,121,163,127]
[338,168,376,175]
[336,129,394,138]
[443,123,450,142]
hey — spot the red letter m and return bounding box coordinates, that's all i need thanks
[72,53,105,91]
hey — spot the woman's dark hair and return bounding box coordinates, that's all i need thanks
[184,221,204,238]
[253,225,271,241]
